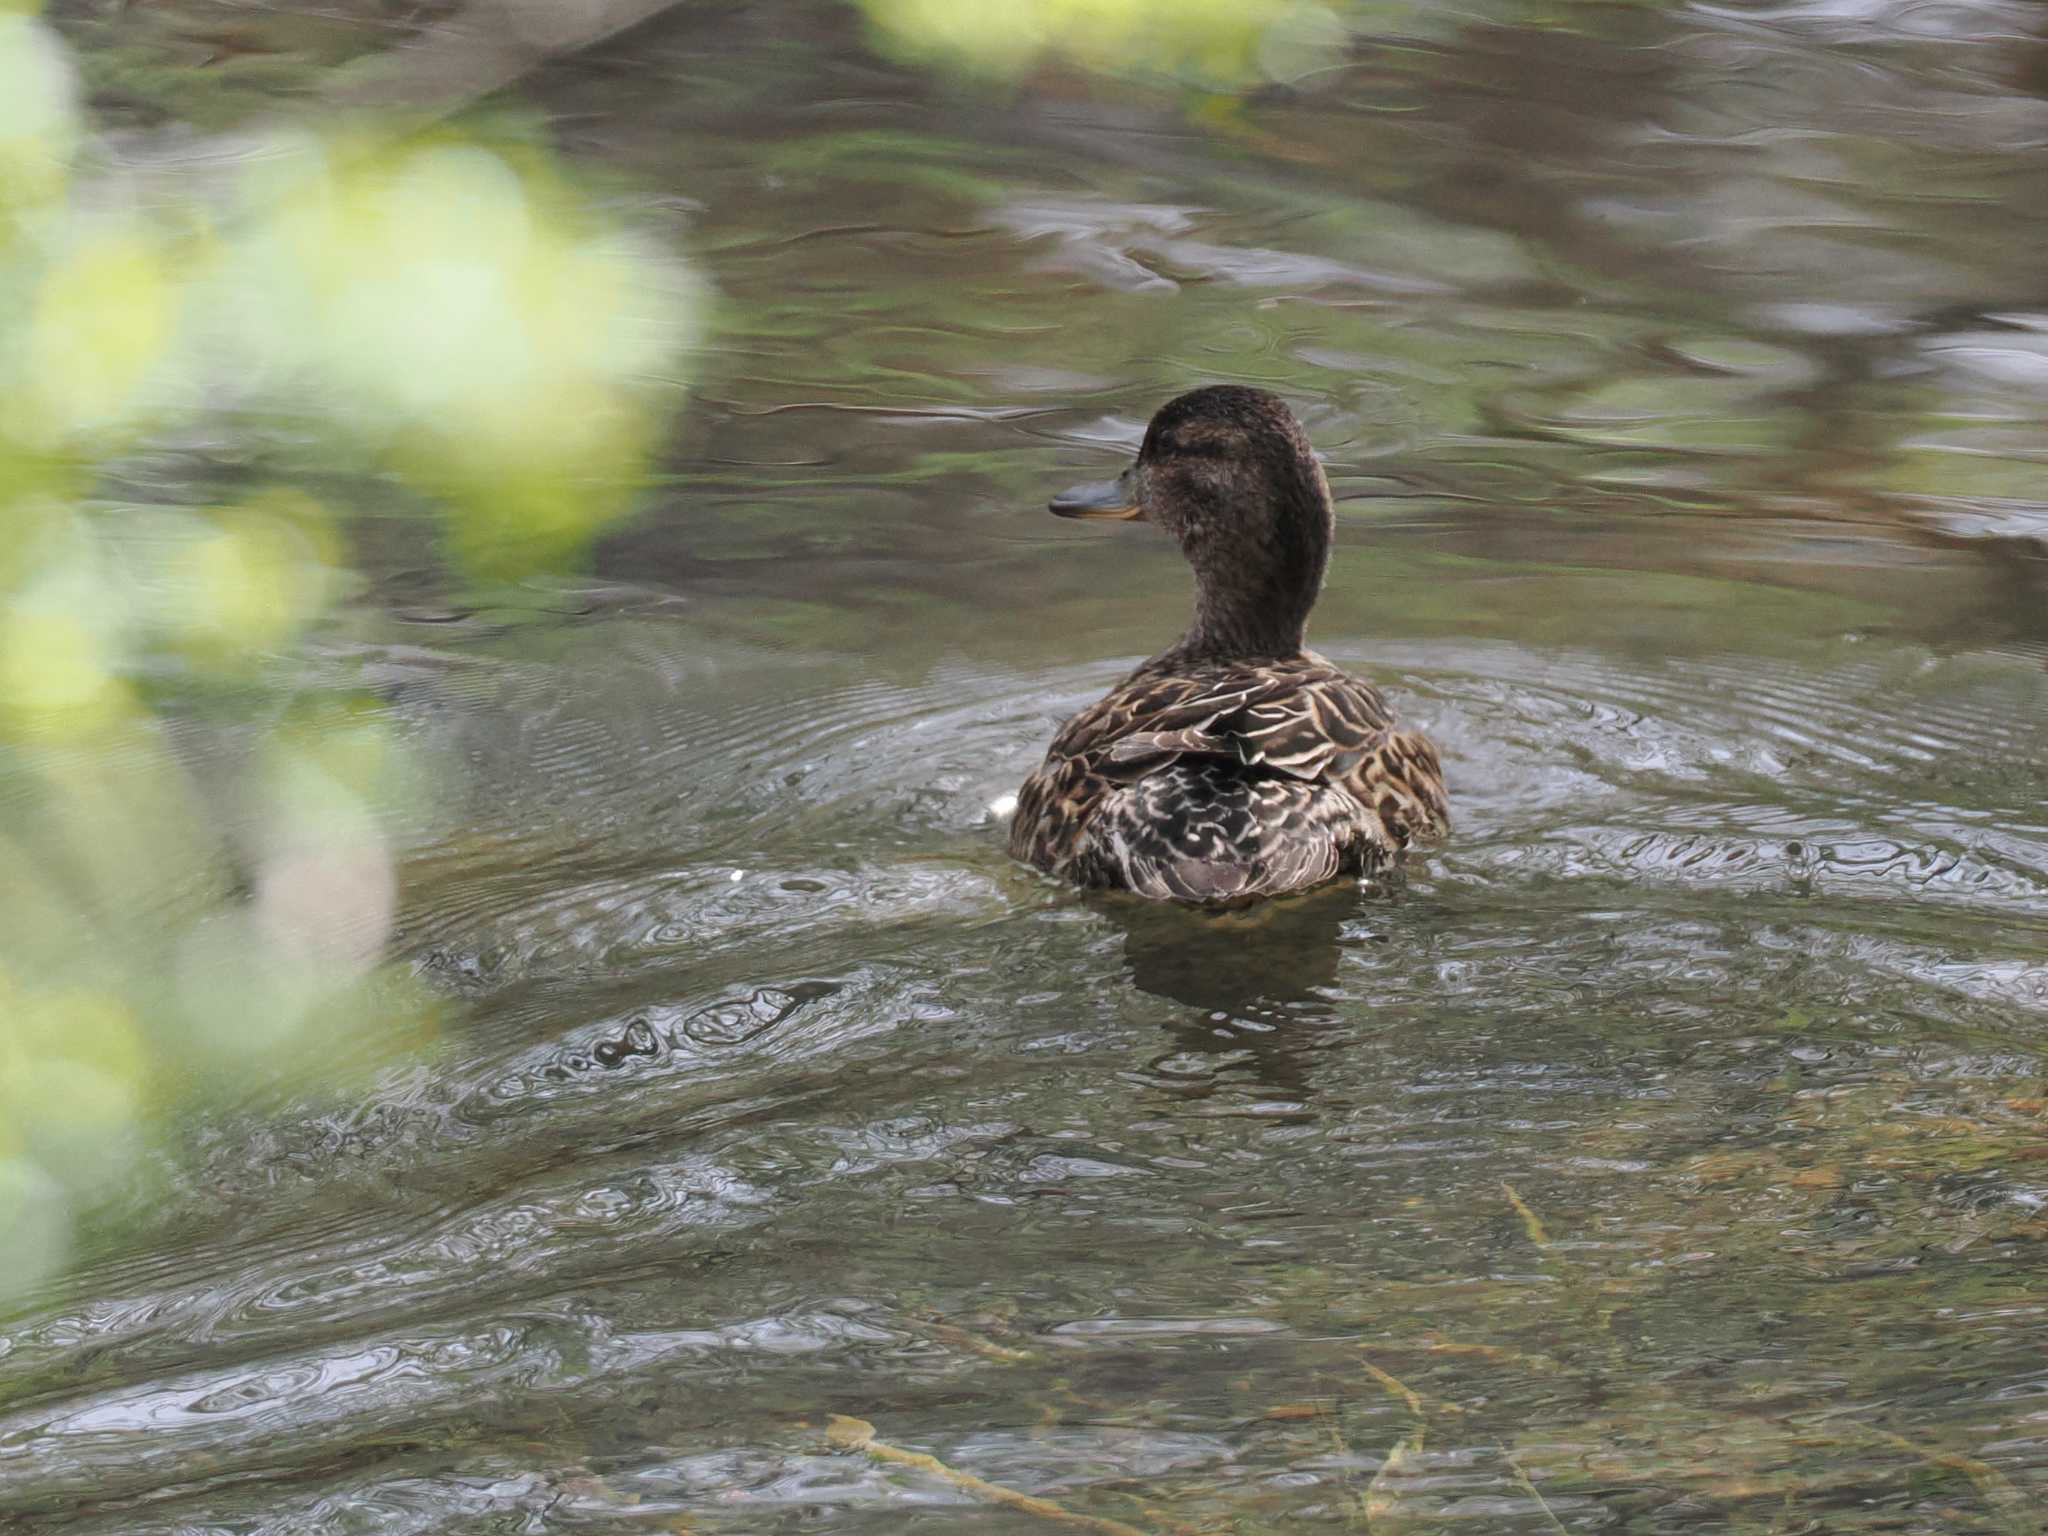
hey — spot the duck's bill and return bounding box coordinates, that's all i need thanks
[1049,471,1144,520]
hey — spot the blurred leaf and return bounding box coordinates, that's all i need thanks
[0,12,77,246]
[0,532,133,738]
[858,0,1347,89]
[18,226,179,444]
[0,1154,70,1297]
[212,131,701,577]
[0,987,151,1195]
[164,490,344,666]
[0,22,701,1300]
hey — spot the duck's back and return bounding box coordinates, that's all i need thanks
[1009,653,1447,902]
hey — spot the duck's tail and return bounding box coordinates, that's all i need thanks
[1086,761,1390,903]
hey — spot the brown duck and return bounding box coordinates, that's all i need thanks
[1009,385,1449,902]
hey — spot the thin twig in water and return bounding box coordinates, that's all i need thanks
[1416,1334,1564,1372]
[918,1315,1035,1363]
[1360,1427,1426,1529]
[1856,1423,2028,1531]
[826,1415,1158,1536]
[1507,1452,1571,1536]
[1316,1396,1351,1460]
[1358,1356,1426,1418]
[1501,1182,1551,1249]
[1359,1351,1466,1418]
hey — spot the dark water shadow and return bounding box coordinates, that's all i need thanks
[1103,882,1373,1098]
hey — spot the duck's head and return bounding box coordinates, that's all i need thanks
[1051,385,1333,661]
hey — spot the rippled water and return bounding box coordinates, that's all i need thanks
[7,1,2048,1530]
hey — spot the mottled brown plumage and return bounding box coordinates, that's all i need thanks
[1009,386,1449,902]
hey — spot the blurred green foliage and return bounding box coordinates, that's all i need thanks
[851,0,1683,87]
[857,0,1350,88]
[0,6,701,1300]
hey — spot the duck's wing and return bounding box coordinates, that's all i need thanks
[1100,668,1383,778]
[1347,727,1450,851]
[1089,662,1450,848]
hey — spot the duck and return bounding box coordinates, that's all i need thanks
[1008,385,1449,902]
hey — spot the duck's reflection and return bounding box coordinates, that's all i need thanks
[1105,883,1371,1098]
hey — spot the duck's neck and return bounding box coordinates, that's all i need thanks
[1166,577,1316,664]
[1163,513,1329,665]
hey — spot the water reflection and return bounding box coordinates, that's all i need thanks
[1113,883,1358,1018]
[1107,886,1360,1099]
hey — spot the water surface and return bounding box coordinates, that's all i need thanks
[5,1,2048,1530]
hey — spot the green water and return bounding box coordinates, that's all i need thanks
[4,2,2047,1531]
